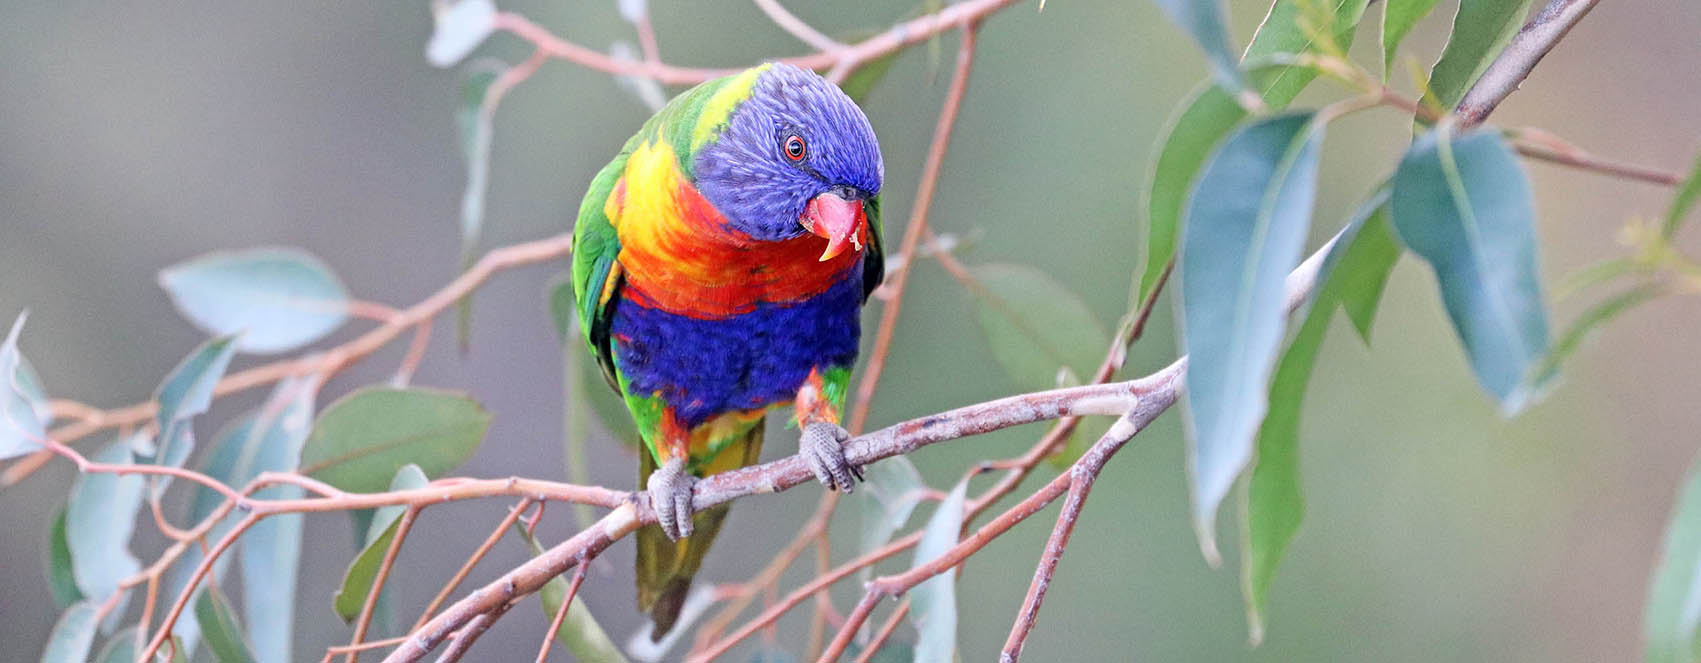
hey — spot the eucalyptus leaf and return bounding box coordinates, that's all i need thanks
[1179,112,1325,562]
[1246,0,1372,108]
[1381,0,1443,79]
[93,626,138,663]
[333,464,428,622]
[855,455,927,577]
[299,387,490,494]
[1142,84,1248,305]
[1647,453,1701,663]
[195,585,256,663]
[151,333,239,455]
[908,479,967,663]
[39,601,98,663]
[426,0,496,67]
[1243,193,1399,642]
[968,263,1109,390]
[66,436,147,601]
[1424,0,1535,110]
[1663,151,1701,239]
[1390,126,1549,411]
[44,506,83,609]
[1,312,47,460]
[158,248,349,354]
[1151,0,1247,93]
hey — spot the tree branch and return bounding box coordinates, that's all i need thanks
[1456,0,1601,126]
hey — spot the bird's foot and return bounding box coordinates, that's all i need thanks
[799,422,863,493]
[646,458,697,541]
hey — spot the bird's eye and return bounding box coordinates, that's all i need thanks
[783,135,807,161]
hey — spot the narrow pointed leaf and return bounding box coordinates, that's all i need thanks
[1,312,47,459]
[909,479,967,663]
[333,465,427,622]
[1243,194,1398,642]
[299,387,490,494]
[195,585,256,663]
[855,455,927,577]
[1424,0,1535,109]
[1391,127,1549,411]
[1245,0,1372,107]
[968,263,1110,390]
[45,506,84,609]
[93,626,138,663]
[1662,152,1701,239]
[159,248,350,354]
[1141,85,1249,305]
[1180,112,1325,562]
[1151,0,1248,93]
[1381,0,1443,79]
[1646,453,1701,663]
[66,436,147,601]
[40,601,98,663]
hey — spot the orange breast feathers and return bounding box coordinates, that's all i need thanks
[607,140,866,319]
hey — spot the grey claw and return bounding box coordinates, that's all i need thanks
[646,459,696,541]
[800,422,860,494]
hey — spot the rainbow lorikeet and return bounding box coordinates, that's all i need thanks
[570,62,884,636]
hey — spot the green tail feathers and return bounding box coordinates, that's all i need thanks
[635,423,765,639]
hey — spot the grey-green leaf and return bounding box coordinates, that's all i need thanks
[45,506,84,609]
[1390,127,1549,412]
[1381,0,1443,79]
[40,601,98,663]
[856,455,927,578]
[1,312,48,460]
[968,263,1110,390]
[426,0,496,67]
[93,626,138,663]
[514,524,628,662]
[909,479,966,663]
[66,436,147,601]
[299,387,490,494]
[159,248,350,354]
[1662,151,1701,239]
[1646,453,1701,663]
[1243,193,1398,643]
[1151,0,1248,93]
[1180,112,1325,563]
[1425,0,1535,110]
[195,585,256,663]
[1141,84,1248,305]
[333,464,427,622]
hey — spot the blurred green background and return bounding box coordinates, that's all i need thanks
[3,1,1699,661]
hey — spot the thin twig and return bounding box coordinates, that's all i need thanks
[350,508,422,663]
[323,637,410,663]
[753,0,845,52]
[854,599,910,663]
[535,564,589,663]
[410,498,536,634]
[1456,0,1602,126]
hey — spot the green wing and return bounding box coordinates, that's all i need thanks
[861,195,886,302]
[571,153,629,392]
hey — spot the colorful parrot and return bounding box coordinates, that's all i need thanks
[570,62,884,637]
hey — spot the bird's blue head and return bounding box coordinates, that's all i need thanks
[694,63,883,257]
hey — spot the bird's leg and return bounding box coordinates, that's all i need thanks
[646,457,697,540]
[794,369,863,493]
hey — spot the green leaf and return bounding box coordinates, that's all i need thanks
[1646,452,1701,663]
[1537,284,1665,384]
[835,28,903,103]
[40,601,98,663]
[1390,126,1549,412]
[855,455,927,578]
[1179,112,1325,563]
[158,248,350,354]
[1245,0,1373,108]
[909,479,966,663]
[1141,85,1249,305]
[1243,192,1399,643]
[513,524,628,662]
[1,311,48,460]
[300,387,490,494]
[150,334,240,465]
[1381,0,1443,79]
[161,635,190,663]
[45,506,84,609]
[1424,0,1535,110]
[968,263,1110,390]
[93,626,138,663]
[195,585,256,663]
[66,436,147,601]
[1663,151,1701,239]
[333,465,427,622]
[549,277,642,451]
[1151,0,1248,93]
[426,0,496,67]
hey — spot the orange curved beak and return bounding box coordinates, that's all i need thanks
[801,191,867,261]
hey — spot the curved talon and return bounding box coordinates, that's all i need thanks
[799,422,861,494]
[646,458,697,540]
